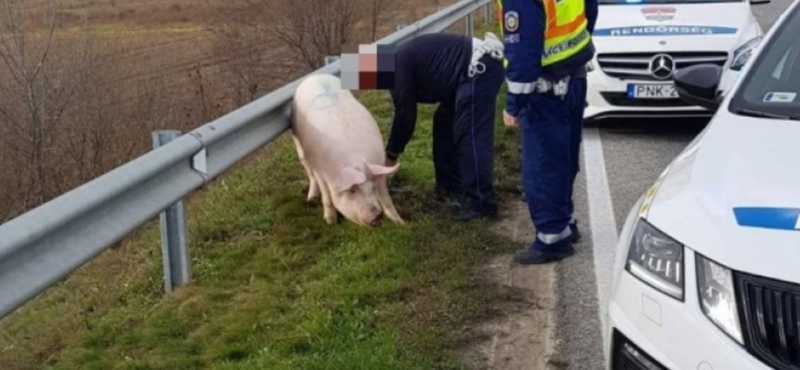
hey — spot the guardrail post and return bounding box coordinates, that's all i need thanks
[152,130,192,293]
[484,3,491,24]
[466,13,474,37]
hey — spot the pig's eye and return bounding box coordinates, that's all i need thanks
[348,188,357,194]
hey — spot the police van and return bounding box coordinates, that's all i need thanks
[584,0,770,121]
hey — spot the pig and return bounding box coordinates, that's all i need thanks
[289,73,406,227]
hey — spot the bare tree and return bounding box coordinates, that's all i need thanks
[260,0,361,71]
[368,0,391,42]
[0,0,93,213]
[204,0,311,104]
[204,0,398,99]
[58,40,176,188]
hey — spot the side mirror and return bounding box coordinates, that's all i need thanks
[750,0,770,5]
[674,64,723,111]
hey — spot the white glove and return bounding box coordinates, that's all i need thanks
[468,32,505,78]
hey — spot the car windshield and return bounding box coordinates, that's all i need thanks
[599,0,742,4]
[729,5,800,120]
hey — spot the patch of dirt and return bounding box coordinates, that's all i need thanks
[460,201,562,370]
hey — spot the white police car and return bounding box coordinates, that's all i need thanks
[606,0,800,367]
[585,0,770,121]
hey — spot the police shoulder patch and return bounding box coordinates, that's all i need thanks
[504,11,519,33]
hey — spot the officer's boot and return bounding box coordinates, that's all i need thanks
[513,238,575,265]
[570,219,582,243]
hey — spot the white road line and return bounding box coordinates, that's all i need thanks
[582,127,619,359]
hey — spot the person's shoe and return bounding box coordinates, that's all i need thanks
[447,198,464,210]
[513,245,575,265]
[434,188,464,210]
[453,206,498,222]
[570,222,582,243]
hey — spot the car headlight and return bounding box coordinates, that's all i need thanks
[696,254,743,344]
[625,219,685,300]
[730,36,762,71]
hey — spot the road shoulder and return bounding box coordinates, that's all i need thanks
[461,201,562,370]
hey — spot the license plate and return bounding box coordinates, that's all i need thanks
[627,84,678,99]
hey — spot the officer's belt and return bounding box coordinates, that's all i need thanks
[532,64,589,98]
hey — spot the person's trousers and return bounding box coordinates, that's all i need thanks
[519,76,587,252]
[432,56,505,214]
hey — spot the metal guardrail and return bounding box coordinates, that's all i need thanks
[0,0,495,320]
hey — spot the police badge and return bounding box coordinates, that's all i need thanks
[504,11,519,33]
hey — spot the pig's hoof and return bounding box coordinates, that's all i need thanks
[384,211,407,226]
[385,214,406,226]
[324,213,338,225]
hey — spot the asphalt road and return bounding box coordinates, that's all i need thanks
[553,1,795,367]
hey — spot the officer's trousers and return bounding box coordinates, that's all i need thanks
[432,56,505,214]
[519,76,587,252]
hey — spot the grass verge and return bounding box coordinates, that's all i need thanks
[0,22,526,370]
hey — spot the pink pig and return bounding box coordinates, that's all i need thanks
[289,73,405,227]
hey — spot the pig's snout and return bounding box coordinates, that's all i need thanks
[365,205,383,227]
[369,212,384,227]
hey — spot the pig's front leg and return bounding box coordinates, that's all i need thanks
[313,171,338,225]
[306,174,320,201]
[376,176,406,225]
[301,164,320,201]
[292,133,320,201]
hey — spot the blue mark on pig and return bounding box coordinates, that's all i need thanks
[310,80,340,111]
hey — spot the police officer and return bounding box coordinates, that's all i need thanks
[384,32,506,221]
[496,0,598,264]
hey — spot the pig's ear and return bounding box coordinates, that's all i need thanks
[365,163,400,178]
[335,167,367,193]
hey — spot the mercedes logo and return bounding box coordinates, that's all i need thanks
[648,54,675,80]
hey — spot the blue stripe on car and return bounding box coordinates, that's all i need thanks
[733,207,800,231]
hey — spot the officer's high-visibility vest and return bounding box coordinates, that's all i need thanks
[495,0,590,68]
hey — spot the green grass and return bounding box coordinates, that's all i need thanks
[0,22,526,370]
